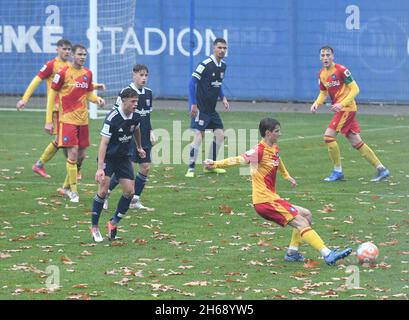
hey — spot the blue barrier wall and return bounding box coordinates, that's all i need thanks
[1,0,408,103]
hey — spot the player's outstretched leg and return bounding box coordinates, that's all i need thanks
[103,174,119,210]
[288,213,352,266]
[299,226,352,265]
[130,171,148,209]
[323,135,344,182]
[371,167,390,182]
[186,132,203,178]
[106,220,117,241]
[350,136,390,182]
[107,193,133,240]
[324,248,353,265]
[90,194,105,242]
[323,170,344,182]
[285,229,305,262]
[32,141,59,178]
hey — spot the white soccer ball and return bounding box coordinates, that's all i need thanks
[356,242,379,264]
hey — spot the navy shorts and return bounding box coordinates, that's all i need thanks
[190,111,224,131]
[131,147,152,164]
[103,156,134,180]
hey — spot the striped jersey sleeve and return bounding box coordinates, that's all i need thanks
[192,57,212,80]
[100,109,118,138]
[241,144,264,164]
[37,59,56,80]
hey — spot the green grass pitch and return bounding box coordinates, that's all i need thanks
[0,109,408,300]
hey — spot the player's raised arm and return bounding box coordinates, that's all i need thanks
[204,145,260,169]
[17,76,43,111]
[204,155,246,169]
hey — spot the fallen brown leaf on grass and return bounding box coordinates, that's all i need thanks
[303,259,321,269]
[317,204,335,213]
[33,287,59,294]
[76,221,89,225]
[80,242,97,247]
[219,204,233,214]
[169,240,187,246]
[114,277,132,286]
[257,240,270,247]
[11,235,35,241]
[67,293,91,300]
[37,201,51,206]
[9,264,44,274]
[132,238,148,245]
[111,241,127,246]
[374,262,392,269]
[183,281,209,286]
[293,272,309,278]
[162,270,184,277]
[289,287,305,295]
[60,256,75,265]
[104,269,119,276]
[35,232,47,237]
[72,284,88,289]
[378,240,398,247]
[320,290,338,298]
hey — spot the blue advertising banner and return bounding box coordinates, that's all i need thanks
[1,0,408,103]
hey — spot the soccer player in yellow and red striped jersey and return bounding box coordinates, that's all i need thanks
[204,118,352,265]
[311,45,390,182]
[47,44,105,203]
[17,39,72,179]
[17,39,105,180]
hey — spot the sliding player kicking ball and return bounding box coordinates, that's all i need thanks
[204,118,352,265]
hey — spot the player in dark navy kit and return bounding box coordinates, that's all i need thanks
[103,64,156,211]
[90,88,146,242]
[185,38,230,178]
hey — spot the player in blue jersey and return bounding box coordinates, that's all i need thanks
[185,38,230,178]
[90,88,146,242]
[103,64,156,211]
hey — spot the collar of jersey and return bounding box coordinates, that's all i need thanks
[130,83,145,95]
[324,62,336,72]
[210,54,223,67]
[118,106,134,120]
[260,139,277,150]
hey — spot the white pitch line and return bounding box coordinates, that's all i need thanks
[2,179,406,198]
[3,124,407,139]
